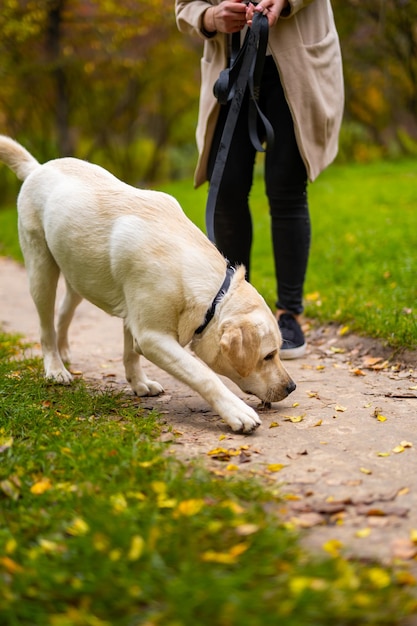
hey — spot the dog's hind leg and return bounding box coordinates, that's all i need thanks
[57,281,83,363]
[123,324,164,396]
[21,239,73,384]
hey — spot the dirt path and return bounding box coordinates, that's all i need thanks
[1,256,416,569]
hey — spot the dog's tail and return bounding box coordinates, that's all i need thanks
[0,135,40,181]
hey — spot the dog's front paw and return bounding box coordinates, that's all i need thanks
[45,367,73,385]
[131,379,164,397]
[224,403,262,434]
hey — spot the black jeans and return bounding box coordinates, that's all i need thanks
[207,56,311,315]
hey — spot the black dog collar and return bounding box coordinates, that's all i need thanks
[195,265,235,335]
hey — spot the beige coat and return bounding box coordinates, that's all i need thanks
[175,0,344,186]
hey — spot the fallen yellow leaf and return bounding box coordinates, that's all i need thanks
[126,491,146,501]
[229,542,249,557]
[360,467,372,475]
[66,517,90,537]
[110,493,128,512]
[305,291,320,301]
[222,500,245,514]
[355,528,371,538]
[376,415,387,422]
[207,447,237,457]
[373,360,389,371]
[338,325,350,336]
[335,404,347,412]
[396,571,417,586]
[363,356,383,367]
[39,539,64,554]
[284,415,304,423]
[269,421,280,428]
[128,535,145,561]
[109,549,122,561]
[322,539,343,557]
[351,368,366,376]
[0,436,13,453]
[267,464,285,473]
[290,576,327,595]
[367,567,391,589]
[30,477,53,495]
[5,538,17,555]
[0,556,24,574]
[201,551,234,564]
[137,460,157,468]
[400,440,413,448]
[1,478,20,500]
[392,538,417,560]
[151,481,167,494]
[235,524,259,536]
[201,543,249,565]
[157,498,177,509]
[392,445,405,454]
[377,452,390,457]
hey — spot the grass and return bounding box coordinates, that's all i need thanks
[1,332,417,625]
[160,159,417,350]
[0,208,23,263]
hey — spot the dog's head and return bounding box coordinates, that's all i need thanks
[192,269,296,403]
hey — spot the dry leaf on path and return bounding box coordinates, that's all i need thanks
[391,538,417,560]
[351,368,366,376]
[283,415,305,423]
[291,512,325,528]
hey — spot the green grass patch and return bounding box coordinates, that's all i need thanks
[0,208,23,262]
[1,332,417,625]
[160,159,417,350]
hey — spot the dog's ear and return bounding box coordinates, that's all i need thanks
[220,321,260,377]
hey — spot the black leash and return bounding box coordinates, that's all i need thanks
[206,12,274,243]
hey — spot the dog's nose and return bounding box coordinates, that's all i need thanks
[286,381,296,395]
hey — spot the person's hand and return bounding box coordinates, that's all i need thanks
[204,0,248,34]
[246,0,289,27]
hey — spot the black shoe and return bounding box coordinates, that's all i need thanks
[278,313,306,360]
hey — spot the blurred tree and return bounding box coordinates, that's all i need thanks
[0,0,201,184]
[333,0,417,158]
[0,0,416,191]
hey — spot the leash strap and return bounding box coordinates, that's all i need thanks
[206,12,274,242]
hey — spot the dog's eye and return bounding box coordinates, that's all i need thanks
[264,351,276,362]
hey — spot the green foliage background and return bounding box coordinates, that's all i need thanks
[0,0,416,190]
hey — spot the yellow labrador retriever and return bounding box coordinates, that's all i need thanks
[0,135,295,433]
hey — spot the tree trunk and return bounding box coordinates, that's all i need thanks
[46,0,73,156]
